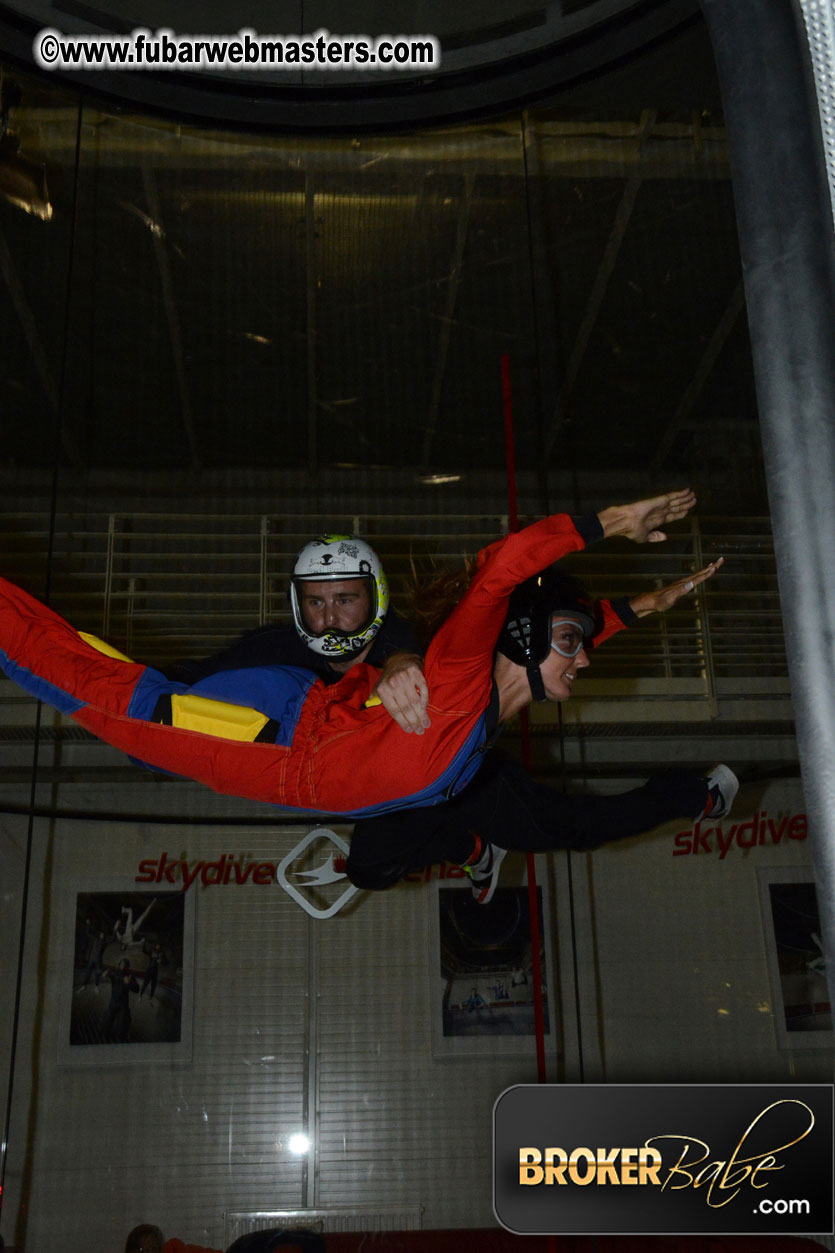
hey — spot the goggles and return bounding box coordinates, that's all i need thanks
[550,618,588,659]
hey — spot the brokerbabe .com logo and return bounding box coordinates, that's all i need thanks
[135,828,358,919]
[494,1084,834,1235]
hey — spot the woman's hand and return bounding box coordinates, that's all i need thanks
[598,489,697,543]
[629,557,724,618]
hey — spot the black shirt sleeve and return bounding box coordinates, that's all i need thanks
[165,610,420,686]
[609,595,638,626]
[164,624,316,683]
[365,608,420,666]
[571,513,605,545]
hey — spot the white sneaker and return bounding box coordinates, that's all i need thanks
[700,765,739,820]
[464,843,507,905]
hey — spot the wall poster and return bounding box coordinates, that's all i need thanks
[431,881,557,1059]
[759,866,832,1048]
[59,882,195,1065]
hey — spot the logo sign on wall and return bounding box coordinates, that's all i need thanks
[494,1084,834,1235]
[136,827,359,918]
[276,827,358,919]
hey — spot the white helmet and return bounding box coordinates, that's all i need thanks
[290,534,390,658]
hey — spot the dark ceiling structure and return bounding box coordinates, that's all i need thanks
[0,11,763,513]
[0,0,702,128]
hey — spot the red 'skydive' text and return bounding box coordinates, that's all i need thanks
[136,853,468,890]
[136,852,276,891]
[673,810,806,859]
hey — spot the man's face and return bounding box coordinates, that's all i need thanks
[538,614,590,702]
[298,578,372,638]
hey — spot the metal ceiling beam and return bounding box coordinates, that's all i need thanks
[141,164,201,470]
[545,109,656,458]
[420,172,475,470]
[14,110,729,176]
[0,222,82,468]
[649,279,745,472]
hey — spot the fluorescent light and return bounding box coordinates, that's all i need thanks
[0,143,52,220]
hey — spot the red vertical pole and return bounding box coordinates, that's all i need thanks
[501,355,520,532]
[500,354,548,1085]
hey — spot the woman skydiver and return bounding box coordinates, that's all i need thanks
[0,490,734,871]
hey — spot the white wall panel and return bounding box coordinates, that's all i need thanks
[1,773,830,1248]
[318,866,573,1227]
[1,806,312,1249]
[573,779,833,1082]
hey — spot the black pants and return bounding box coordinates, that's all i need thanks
[81,958,102,987]
[346,752,707,891]
[140,967,158,999]
[104,1005,131,1041]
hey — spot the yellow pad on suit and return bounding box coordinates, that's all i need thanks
[79,631,134,662]
[79,630,271,742]
[168,693,270,741]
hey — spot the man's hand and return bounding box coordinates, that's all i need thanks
[599,488,697,543]
[373,652,431,734]
[629,557,723,617]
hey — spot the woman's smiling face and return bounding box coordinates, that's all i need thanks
[538,615,591,701]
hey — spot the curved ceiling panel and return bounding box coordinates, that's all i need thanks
[0,0,699,128]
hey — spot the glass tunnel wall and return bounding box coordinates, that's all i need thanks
[0,19,831,1250]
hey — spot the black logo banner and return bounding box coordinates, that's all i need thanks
[494,1083,834,1235]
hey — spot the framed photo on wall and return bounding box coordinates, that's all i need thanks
[758,866,832,1049]
[430,879,558,1058]
[58,880,195,1066]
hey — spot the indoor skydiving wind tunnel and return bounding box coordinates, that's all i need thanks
[0,0,834,1246]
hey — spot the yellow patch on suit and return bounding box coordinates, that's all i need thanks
[79,631,135,662]
[169,693,270,741]
[80,631,270,742]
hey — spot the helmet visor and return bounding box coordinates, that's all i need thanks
[294,576,375,640]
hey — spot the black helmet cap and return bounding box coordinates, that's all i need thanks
[498,567,595,702]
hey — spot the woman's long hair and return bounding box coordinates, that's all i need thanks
[124,1225,163,1253]
[406,554,597,654]
[407,556,476,651]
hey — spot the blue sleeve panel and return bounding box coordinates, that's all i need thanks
[188,666,318,746]
[127,668,187,719]
[0,648,85,715]
[127,663,319,749]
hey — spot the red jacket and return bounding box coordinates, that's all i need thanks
[0,514,623,816]
[163,1240,222,1253]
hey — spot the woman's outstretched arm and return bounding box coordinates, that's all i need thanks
[426,490,699,684]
